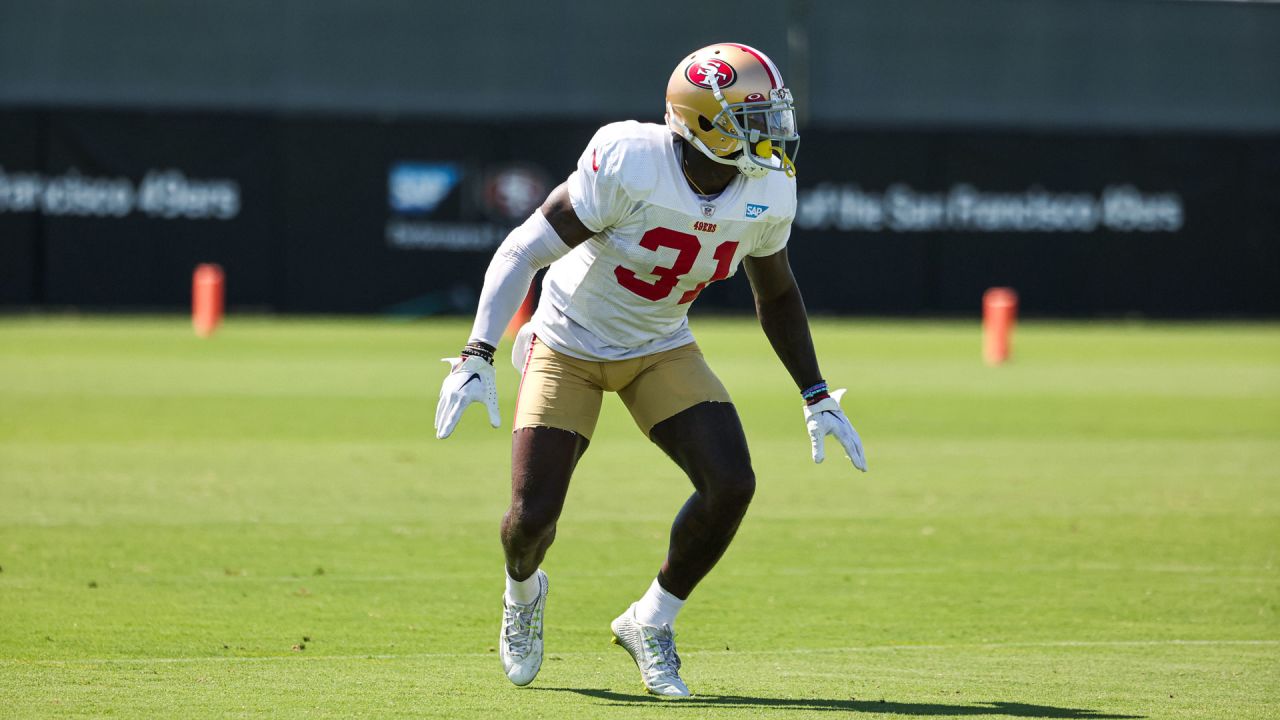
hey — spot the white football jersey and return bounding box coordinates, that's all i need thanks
[531,121,796,361]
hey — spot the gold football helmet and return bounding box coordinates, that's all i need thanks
[665,43,799,179]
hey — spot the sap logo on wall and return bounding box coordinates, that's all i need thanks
[385,160,507,253]
[384,162,551,252]
[388,162,460,215]
[482,165,550,223]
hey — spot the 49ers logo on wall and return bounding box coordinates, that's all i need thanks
[685,59,736,89]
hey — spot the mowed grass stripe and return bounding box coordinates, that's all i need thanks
[3,638,1277,667]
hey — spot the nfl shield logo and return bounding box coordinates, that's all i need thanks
[701,203,716,217]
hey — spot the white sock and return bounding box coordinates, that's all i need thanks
[633,577,685,628]
[505,568,541,605]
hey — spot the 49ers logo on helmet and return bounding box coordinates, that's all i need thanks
[685,59,736,89]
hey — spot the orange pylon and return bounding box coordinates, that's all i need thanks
[983,287,1017,365]
[193,264,225,338]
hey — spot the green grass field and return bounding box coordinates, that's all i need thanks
[1,316,1277,719]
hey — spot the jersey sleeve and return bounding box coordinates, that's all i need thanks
[749,219,792,257]
[566,123,656,234]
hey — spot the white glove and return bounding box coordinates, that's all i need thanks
[804,388,867,472]
[434,355,500,439]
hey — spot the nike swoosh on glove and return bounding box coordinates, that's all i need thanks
[803,388,868,472]
[434,355,500,439]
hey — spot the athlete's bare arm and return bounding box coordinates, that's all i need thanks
[539,183,594,249]
[743,247,824,390]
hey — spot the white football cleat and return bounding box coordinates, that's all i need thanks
[610,603,690,697]
[499,570,547,686]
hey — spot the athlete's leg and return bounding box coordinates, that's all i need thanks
[499,428,586,687]
[499,340,602,686]
[648,401,755,599]
[501,426,589,581]
[607,400,751,697]
[608,347,744,696]
[616,344,752,600]
[504,338,604,580]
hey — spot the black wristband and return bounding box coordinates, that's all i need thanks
[459,341,496,365]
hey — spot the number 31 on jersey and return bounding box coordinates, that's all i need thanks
[614,227,738,305]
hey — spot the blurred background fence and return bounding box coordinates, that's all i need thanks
[1,0,1278,316]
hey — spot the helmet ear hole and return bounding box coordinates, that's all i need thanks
[698,115,714,132]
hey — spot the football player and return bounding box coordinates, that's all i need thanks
[435,43,866,697]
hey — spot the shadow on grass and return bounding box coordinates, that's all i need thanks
[533,688,1143,718]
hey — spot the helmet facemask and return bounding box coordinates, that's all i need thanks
[708,83,799,179]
